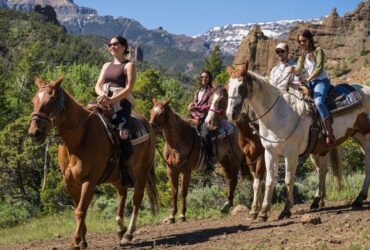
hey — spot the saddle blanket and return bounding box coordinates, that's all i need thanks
[211,119,234,140]
[326,83,362,115]
[96,113,149,146]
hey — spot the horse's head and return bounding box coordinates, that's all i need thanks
[149,97,172,130]
[28,76,65,143]
[226,61,250,121]
[205,86,228,131]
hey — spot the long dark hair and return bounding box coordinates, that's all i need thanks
[112,35,129,55]
[297,29,315,53]
[199,70,213,88]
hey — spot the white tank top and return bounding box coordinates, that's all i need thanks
[304,53,327,80]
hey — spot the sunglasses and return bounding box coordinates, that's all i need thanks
[298,39,308,44]
[276,50,286,54]
[200,75,209,79]
[107,42,120,48]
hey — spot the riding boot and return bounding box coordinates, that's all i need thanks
[120,139,135,188]
[323,117,335,146]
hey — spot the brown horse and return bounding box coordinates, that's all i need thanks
[28,76,158,248]
[149,98,243,223]
[205,86,265,219]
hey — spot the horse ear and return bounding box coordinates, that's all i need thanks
[35,76,42,88]
[227,66,233,76]
[164,97,172,106]
[50,75,64,87]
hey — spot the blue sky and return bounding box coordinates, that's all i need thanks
[73,0,364,36]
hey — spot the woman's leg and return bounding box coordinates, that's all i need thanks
[312,79,335,145]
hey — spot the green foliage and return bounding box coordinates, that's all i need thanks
[0,200,35,228]
[215,70,230,86]
[333,61,351,77]
[203,44,224,77]
[0,9,105,126]
[40,170,72,214]
[41,64,100,105]
[0,116,45,204]
[339,139,364,174]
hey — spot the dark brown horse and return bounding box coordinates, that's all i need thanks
[28,76,158,248]
[149,98,243,223]
[205,86,265,219]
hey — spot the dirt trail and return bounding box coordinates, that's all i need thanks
[3,201,370,250]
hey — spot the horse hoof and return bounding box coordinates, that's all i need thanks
[221,205,231,214]
[257,215,268,223]
[179,215,186,222]
[120,234,133,245]
[163,217,175,224]
[117,227,127,240]
[79,241,88,249]
[351,200,363,210]
[278,210,291,220]
[246,213,258,221]
[310,202,319,210]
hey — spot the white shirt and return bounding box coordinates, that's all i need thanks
[197,88,206,103]
[270,60,299,90]
[304,54,327,80]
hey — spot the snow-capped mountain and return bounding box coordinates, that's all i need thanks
[197,19,321,55]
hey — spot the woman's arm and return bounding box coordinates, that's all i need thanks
[95,62,110,97]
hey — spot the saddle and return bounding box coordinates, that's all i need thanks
[211,119,234,140]
[325,83,362,115]
[300,83,362,158]
[86,103,150,146]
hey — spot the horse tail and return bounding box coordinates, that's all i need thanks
[329,148,343,191]
[146,163,159,214]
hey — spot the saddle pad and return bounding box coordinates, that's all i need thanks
[130,115,150,145]
[326,83,362,115]
[212,119,234,140]
[96,112,149,146]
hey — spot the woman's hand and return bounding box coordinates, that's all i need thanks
[188,102,195,111]
[100,95,114,106]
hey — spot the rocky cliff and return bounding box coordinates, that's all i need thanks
[234,0,370,78]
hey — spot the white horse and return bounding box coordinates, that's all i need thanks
[226,61,370,221]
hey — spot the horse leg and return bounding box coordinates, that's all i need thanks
[64,181,83,249]
[248,172,262,220]
[258,151,279,222]
[352,134,370,208]
[71,181,96,249]
[179,172,191,222]
[278,154,298,220]
[309,153,329,210]
[164,167,179,224]
[120,180,146,244]
[115,184,128,240]
[220,158,238,213]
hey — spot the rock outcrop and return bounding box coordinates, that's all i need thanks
[234,0,370,78]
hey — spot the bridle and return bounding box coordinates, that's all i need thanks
[31,86,65,125]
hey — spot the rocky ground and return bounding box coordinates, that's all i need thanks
[2,201,369,250]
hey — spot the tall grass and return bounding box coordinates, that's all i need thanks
[0,172,368,245]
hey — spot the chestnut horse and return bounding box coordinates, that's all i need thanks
[205,84,342,220]
[28,76,158,248]
[149,98,244,223]
[226,61,370,222]
[205,86,265,219]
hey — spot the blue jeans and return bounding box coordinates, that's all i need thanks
[307,78,330,119]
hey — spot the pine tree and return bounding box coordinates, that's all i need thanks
[203,44,224,79]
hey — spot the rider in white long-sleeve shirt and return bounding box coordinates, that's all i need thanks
[270,43,300,90]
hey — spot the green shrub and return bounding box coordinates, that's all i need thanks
[0,200,35,228]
